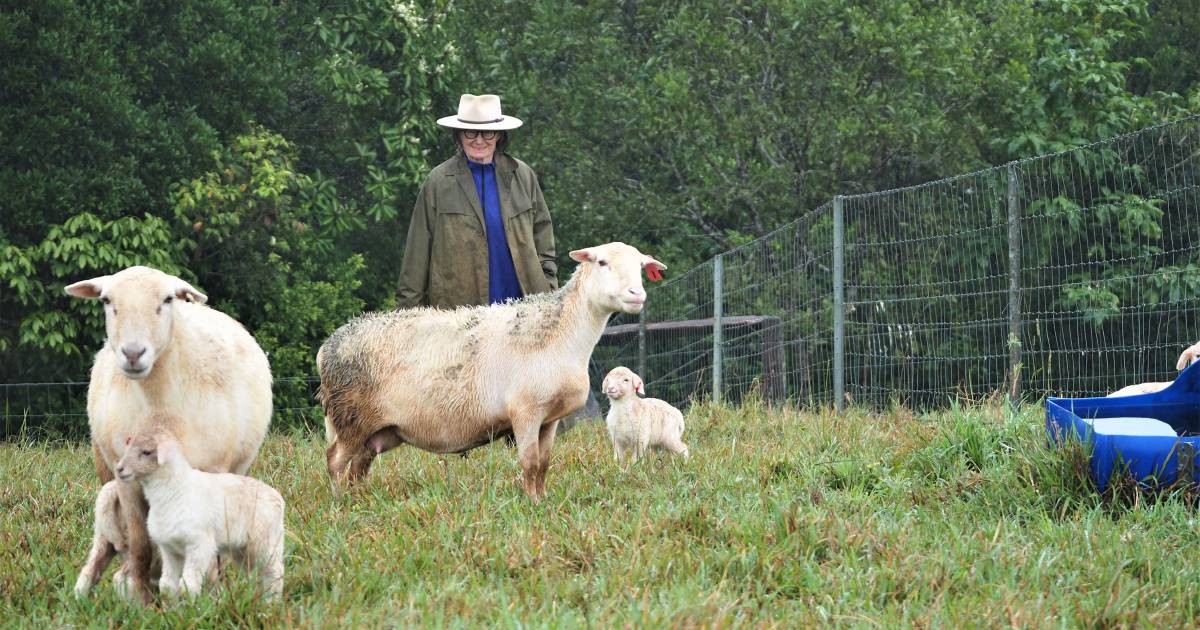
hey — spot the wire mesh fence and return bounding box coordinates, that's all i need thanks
[3,115,1199,434]
[606,114,1200,410]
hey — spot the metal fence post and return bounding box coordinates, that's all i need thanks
[1007,163,1023,407]
[713,255,724,404]
[833,196,845,412]
[637,308,647,383]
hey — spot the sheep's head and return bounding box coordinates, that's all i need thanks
[65,266,206,380]
[569,242,666,315]
[603,366,644,400]
[1178,342,1200,371]
[115,431,179,481]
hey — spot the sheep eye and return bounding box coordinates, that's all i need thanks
[100,296,111,305]
[141,449,152,456]
[163,296,174,304]
[597,260,608,267]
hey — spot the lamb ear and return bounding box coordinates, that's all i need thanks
[156,438,179,465]
[172,278,207,304]
[634,376,645,395]
[569,248,598,263]
[65,276,111,299]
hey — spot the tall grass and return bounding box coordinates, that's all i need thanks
[3,398,1199,627]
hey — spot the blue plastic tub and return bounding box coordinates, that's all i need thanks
[1046,362,1200,490]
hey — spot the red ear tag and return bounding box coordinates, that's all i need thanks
[646,266,663,282]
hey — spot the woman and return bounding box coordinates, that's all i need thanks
[397,93,557,308]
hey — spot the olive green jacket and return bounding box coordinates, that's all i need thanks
[397,153,558,309]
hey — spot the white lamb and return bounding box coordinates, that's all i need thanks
[73,481,129,597]
[602,366,689,463]
[115,430,285,600]
[1108,341,1200,397]
[65,266,272,602]
[317,241,666,501]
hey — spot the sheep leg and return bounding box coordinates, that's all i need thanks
[535,419,559,500]
[346,448,377,483]
[114,480,153,605]
[93,440,114,484]
[74,536,116,598]
[159,548,184,597]
[665,438,690,460]
[326,440,351,488]
[181,538,218,596]
[512,417,542,501]
[258,533,285,601]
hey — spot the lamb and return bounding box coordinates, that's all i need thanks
[1108,341,1200,397]
[73,481,129,598]
[115,430,285,600]
[317,241,666,501]
[65,266,273,602]
[602,366,689,463]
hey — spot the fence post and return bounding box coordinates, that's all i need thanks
[1007,163,1023,407]
[637,308,647,384]
[713,254,724,404]
[833,196,845,412]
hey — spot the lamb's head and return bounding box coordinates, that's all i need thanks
[115,430,181,482]
[569,242,666,315]
[603,366,644,401]
[65,266,206,380]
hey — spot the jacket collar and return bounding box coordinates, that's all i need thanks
[448,153,519,224]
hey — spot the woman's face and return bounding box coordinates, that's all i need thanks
[461,130,498,163]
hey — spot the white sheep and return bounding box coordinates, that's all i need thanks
[65,266,273,602]
[1108,341,1200,397]
[317,241,666,501]
[115,430,285,600]
[602,366,689,463]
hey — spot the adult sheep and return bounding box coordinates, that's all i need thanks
[66,266,272,603]
[318,241,665,501]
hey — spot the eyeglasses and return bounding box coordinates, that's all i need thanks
[461,130,499,141]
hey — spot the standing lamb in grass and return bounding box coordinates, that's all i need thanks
[318,241,666,501]
[1108,340,1200,397]
[602,366,689,463]
[116,430,285,600]
[65,266,272,602]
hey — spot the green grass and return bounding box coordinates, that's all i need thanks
[3,397,1200,628]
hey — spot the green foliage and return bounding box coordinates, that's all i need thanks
[171,130,366,429]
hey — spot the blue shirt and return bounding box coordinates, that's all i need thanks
[468,159,523,304]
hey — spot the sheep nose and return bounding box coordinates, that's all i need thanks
[627,286,646,300]
[121,344,146,364]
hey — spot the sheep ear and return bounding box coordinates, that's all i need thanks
[642,256,667,272]
[156,439,179,465]
[569,248,598,263]
[172,278,207,304]
[65,276,110,299]
[635,377,645,395]
[601,376,611,392]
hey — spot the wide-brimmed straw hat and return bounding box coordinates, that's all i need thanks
[436,93,523,131]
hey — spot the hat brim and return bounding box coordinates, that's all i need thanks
[437,114,523,131]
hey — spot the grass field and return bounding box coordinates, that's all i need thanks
[3,397,1200,628]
